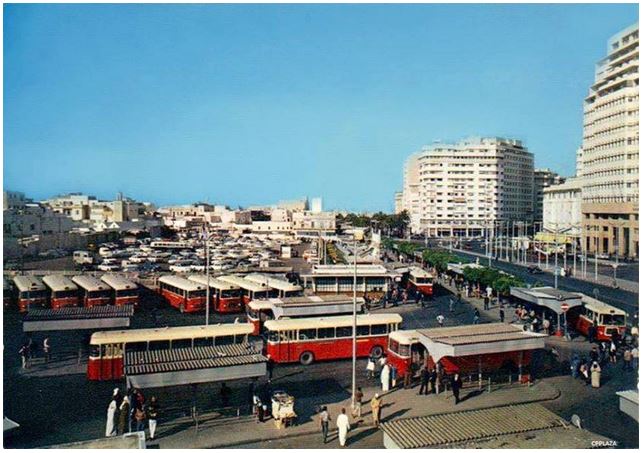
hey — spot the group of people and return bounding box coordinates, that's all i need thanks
[18,336,51,369]
[366,355,394,392]
[318,392,384,447]
[105,387,159,441]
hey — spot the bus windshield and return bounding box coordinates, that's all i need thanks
[601,314,626,326]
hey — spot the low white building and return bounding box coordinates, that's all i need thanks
[543,177,582,235]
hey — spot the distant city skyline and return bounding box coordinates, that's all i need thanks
[3,3,638,212]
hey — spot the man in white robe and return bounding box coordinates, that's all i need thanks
[380,363,390,392]
[336,408,350,447]
[105,398,118,437]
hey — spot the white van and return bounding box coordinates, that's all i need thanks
[73,250,94,265]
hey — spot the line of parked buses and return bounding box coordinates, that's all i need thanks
[8,266,626,383]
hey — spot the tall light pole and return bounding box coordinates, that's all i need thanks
[351,238,357,412]
[204,225,211,326]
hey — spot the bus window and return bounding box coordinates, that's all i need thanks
[279,331,291,342]
[267,330,280,343]
[149,340,170,351]
[172,339,192,349]
[103,345,112,357]
[127,342,148,352]
[335,326,352,338]
[112,344,123,357]
[585,309,595,321]
[90,344,101,358]
[299,329,317,341]
[389,339,399,354]
[194,337,214,347]
[371,324,387,336]
[318,328,335,339]
[357,326,370,337]
[601,314,625,325]
[216,335,234,346]
[398,343,410,357]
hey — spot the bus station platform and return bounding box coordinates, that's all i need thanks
[380,403,611,449]
[22,305,134,332]
[124,344,267,389]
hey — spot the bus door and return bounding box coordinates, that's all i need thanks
[101,344,114,380]
[280,330,297,362]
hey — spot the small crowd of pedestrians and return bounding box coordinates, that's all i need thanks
[105,387,159,441]
[18,336,51,369]
[318,392,384,447]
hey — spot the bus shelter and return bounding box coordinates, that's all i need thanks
[124,343,267,389]
[413,323,546,390]
[510,286,583,336]
[22,305,134,332]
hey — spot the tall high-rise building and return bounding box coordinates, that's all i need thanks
[533,168,565,224]
[400,137,534,236]
[394,192,403,214]
[581,23,639,258]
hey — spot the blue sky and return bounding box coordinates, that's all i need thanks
[3,4,638,212]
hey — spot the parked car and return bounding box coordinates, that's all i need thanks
[527,265,544,274]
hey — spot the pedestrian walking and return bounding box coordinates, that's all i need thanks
[632,346,639,370]
[336,408,351,447]
[473,308,480,325]
[499,308,505,323]
[118,395,130,434]
[134,404,146,432]
[43,337,51,362]
[267,358,274,381]
[449,298,455,313]
[370,393,382,427]
[436,314,445,328]
[609,341,617,364]
[451,373,462,405]
[588,323,597,344]
[366,356,376,378]
[429,368,437,394]
[105,396,118,437]
[418,366,429,395]
[590,361,602,388]
[147,396,159,440]
[319,406,330,444]
[623,348,633,370]
[353,387,363,418]
[380,363,391,392]
[18,344,29,369]
[580,362,590,385]
[483,296,490,310]
[590,346,599,363]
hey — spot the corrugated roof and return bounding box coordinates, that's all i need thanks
[124,344,267,375]
[380,404,566,448]
[24,305,134,322]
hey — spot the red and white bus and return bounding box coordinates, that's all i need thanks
[100,274,139,307]
[88,323,254,380]
[158,275,206,313]
[247,295,365,335]
[569,296,627,342]
[188,275,243,314]
[42,275,80,309]
[72,275,113,308]
[406,267,434,296]
[218,275,272,305]
[244,274,304,298]
[264,313,402,365]
[12,276,48,312]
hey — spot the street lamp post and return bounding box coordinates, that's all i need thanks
[204,225,211,326]
[351,238,357,412]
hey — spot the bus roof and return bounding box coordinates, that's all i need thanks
[100,274,138,291]
[90,323,254,345]
[249,295,365,310]
[580,295,627,316]
[409,267,433,279]
[187,275,239,291]
[389,329,422,344]
[158,275,205,292]
[304,264,391,278]
[219,275,270,292]
[13,275,46,293]
[72,275,111,292]
[263,313,402,331]
[244,274,303,292]
[42,275,79,292]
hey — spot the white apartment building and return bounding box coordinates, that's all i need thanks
[394,192,403,214]
[401,153,422,233]
[292,211,336,234]
[401,137,534,236]
[543,177,582,236]
[534,168,565,223]
[581,23,639,258]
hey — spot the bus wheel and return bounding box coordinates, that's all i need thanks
[299,351,314,366]
[370,346,384,358]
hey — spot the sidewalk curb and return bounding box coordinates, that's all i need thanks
[197,385,563,449]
